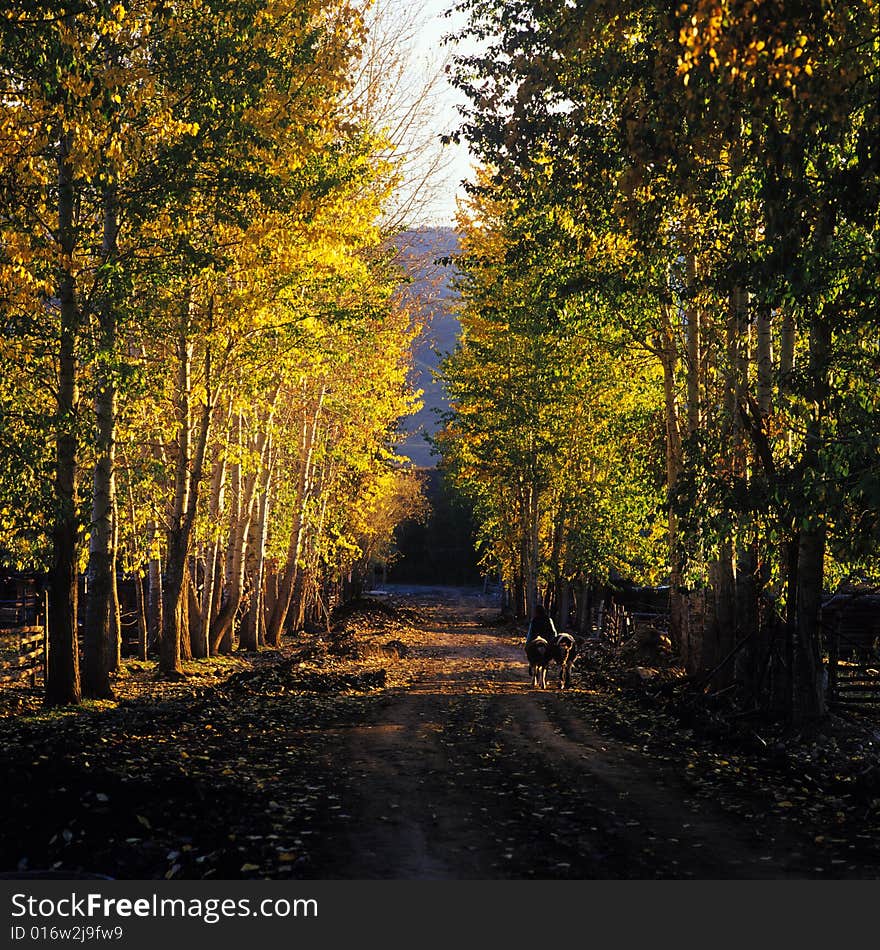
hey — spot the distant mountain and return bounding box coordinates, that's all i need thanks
[393,227,461,468]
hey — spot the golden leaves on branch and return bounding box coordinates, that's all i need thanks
[676,0,869,102]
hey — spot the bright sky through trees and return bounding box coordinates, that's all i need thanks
[390,0,473,225]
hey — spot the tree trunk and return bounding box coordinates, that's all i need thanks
[211,411,275,653]
[779,308,796,381]
[557,579,571,632]
[109,501,122,672]
[200,540,221,656]
[520,481,539,619]
[199,399,232,657]
[779,307,796,457]
[576,578,592,636]
[215,409,243,654]
[513,577,526,621]
[775,305,798,710]
[794,525,826,720]
[707,541,737,687]
[179,567,193,663]
[725,286,752,690]
[126,480,148,660]
[658,302,685,664]
[134,570,148,661]
[790,305,831,722]
[147,520,162,654]
[160,295,214,678]
[240,467,272,651]
[239,492,269,652]
[82,384,116,696]
[46,130,82,707]
[737,305,774,702]
[757,309,773,416]
[684,250,700,434]
[549,500,568,628]
[265,388,324,645]
[83,186,119,699]
[187,562,203,658]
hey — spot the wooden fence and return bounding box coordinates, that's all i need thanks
[824,593,880,713]
[0,590,47,687]
[0,626,46,686]
[827,625,880,712]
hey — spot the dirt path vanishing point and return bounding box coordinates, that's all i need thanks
[303,586,813,880]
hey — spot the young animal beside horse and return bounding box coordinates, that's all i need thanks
[550,631,577,689]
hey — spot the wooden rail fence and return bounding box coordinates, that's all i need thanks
[0,591,48,687]
[825,593,880,713]
[827,629,880,713]
[0,626,46,686]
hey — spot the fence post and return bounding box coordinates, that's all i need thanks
[43,589,49,686]
[827,614,839,709]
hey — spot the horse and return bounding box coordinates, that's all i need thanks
[550,632,577,689]
[525,636,552,688]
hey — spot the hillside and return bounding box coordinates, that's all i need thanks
[393,227,461,469]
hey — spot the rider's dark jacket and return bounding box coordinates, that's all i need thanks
[526,613,558,646]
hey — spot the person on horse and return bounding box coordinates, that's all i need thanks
[525,602,558,647]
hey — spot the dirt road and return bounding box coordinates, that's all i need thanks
[1,585,870,880]
[303,587,811,879]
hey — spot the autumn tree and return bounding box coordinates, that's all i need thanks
[446,0,879,719]
[439,169,665,622]
[0,0,426,700]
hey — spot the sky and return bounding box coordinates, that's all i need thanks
[387,0,477,226]
[380,2,476,463]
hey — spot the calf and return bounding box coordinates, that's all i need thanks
[551,632,577,689]
[525,636,552,689]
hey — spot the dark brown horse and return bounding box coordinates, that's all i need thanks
[525,636,552,688]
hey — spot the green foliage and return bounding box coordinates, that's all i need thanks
[438,173,666,605]
[446,0,879,699]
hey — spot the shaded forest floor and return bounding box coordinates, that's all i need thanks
[0,585,878,880]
